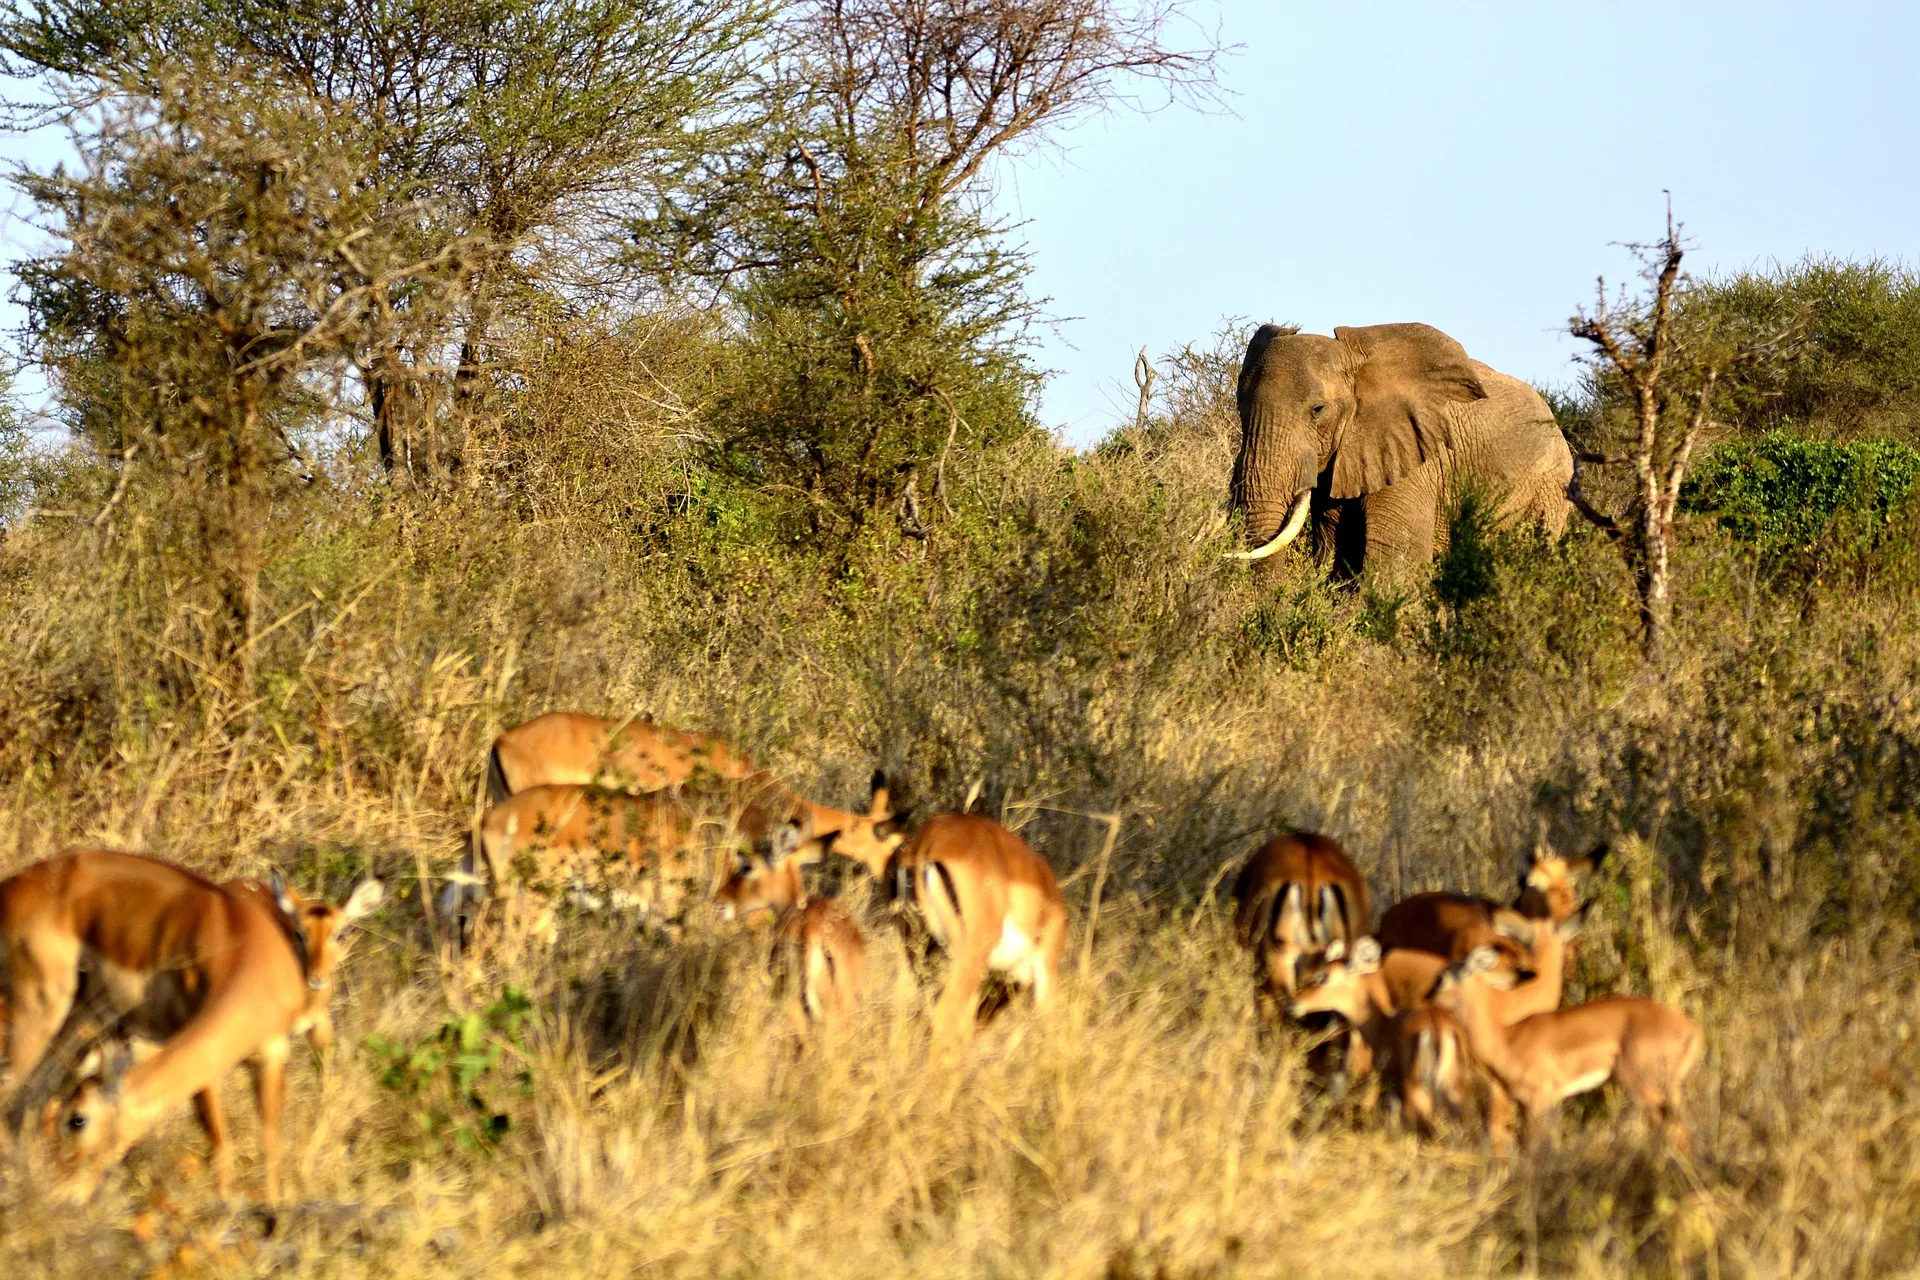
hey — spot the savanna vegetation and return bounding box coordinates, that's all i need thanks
[1,2,1919,1277]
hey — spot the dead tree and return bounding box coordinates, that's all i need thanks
[1567,205,1800,664]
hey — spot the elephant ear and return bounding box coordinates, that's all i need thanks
[1330,323,1488,498]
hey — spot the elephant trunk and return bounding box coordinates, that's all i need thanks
[1225,488,1312,561]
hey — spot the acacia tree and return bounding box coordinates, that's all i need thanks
[644,0,1222,529]
[17,73,475,684]
[1,0,774,479]
[1567,208,1802,664]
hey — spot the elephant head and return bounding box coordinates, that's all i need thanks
[1228,322,1489,560]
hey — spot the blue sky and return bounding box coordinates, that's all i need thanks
[1000,1,1920,441]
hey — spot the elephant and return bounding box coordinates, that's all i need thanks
[1227,322,1574,576]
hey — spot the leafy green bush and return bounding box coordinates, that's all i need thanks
[1684,258,1920,441]
[366,989,535,1156]
[1681,431,1920,573]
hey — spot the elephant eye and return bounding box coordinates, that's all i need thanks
[1309,403,1327,417]
[65,1112,88,1133]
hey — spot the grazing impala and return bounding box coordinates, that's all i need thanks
[1430,946,1703,1152]
[1386,1003,1510,1144]
[448,771,904,951]
[485,710,760,801]
[886,814,1068,1046]
[1290,907,1576,1085]
[1376,843,1606,961]
[0,849,381,1202]
[1231,831,1370,999]
[716,822,872,1034]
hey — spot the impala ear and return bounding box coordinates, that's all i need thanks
[869,769,892,818]
[95,1039,135,1095]
[1557,903,1591,942]
[1275,881,1308,947]
[270,869,299,921]
[1330,323,1486,498]
[1463,945,1500,976]
[769,818,808,863]
[1568,843,1609,876]
[339,880,385,927]
[1325,938,1347,961]
[1491,908,1535,944]
[1350,936,1382,974]
[873,812,912,840]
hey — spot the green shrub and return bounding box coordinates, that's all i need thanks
[1681,430,1920,574]
[366,989,536,1157]
[1684,258,1920,441]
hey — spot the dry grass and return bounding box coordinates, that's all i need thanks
[1,329,1918,1278]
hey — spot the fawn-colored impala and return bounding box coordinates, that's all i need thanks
[0,849,381,1202]
[1231,831,1370,998]
[1289,910,1579,1078]
[715,822,874,1034]
[885,814,1068,1046]
[485,710,759,801]
[1289,938,1515,1145]
[1375,843,1606,961]
[447,771,904,951]
[1429,946,1703,1152]
[1386,1003,1501,1139]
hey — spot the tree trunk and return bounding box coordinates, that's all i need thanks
[1635,505,1671,664]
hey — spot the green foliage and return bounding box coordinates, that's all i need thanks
[1356,578,1413,647]
[366,989,535,1156]
[14,72,475,671]
[0,371,32,523]
[1241,578,1347,669]
[673,17,1045,527]
[1,0,775,478]
[1684,258,1920,441]
[1681,431,1920,575]
[1430,486,1501,622]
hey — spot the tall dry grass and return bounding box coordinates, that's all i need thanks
[1,320,1918,1278]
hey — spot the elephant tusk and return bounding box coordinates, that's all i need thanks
[1224,489,1312,561]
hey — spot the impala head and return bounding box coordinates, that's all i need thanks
[1429,945,1503,1019]
[49,1042,139,1202]
[716,819,818,920]
[268,873,386,991]
[265,872,385,1050]
[1492,902,1587,954]
[822,770,912,877]
[1287,936,1381,1022]
[1515,843,1607,921]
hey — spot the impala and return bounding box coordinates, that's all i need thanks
[1375,843,1606,961]
[1231,831,1370,999]
[1386,1003,1510,1145]
[1288,907,1573,1073]
[485,710,759,801]
[1430,946,1703,1152]
[0,849,381,1202]
[447,771,905,951]
[885,814,1068,1045]
[716,822,870,1034]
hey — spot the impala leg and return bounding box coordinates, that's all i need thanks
[932,944,992,1049]
[192,1087,233,1201]
[1484,1083,1516,1156]
[1030,920,1066,1012]
[250,1044,289,1205]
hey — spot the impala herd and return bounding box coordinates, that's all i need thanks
[0,710,1701,1205]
